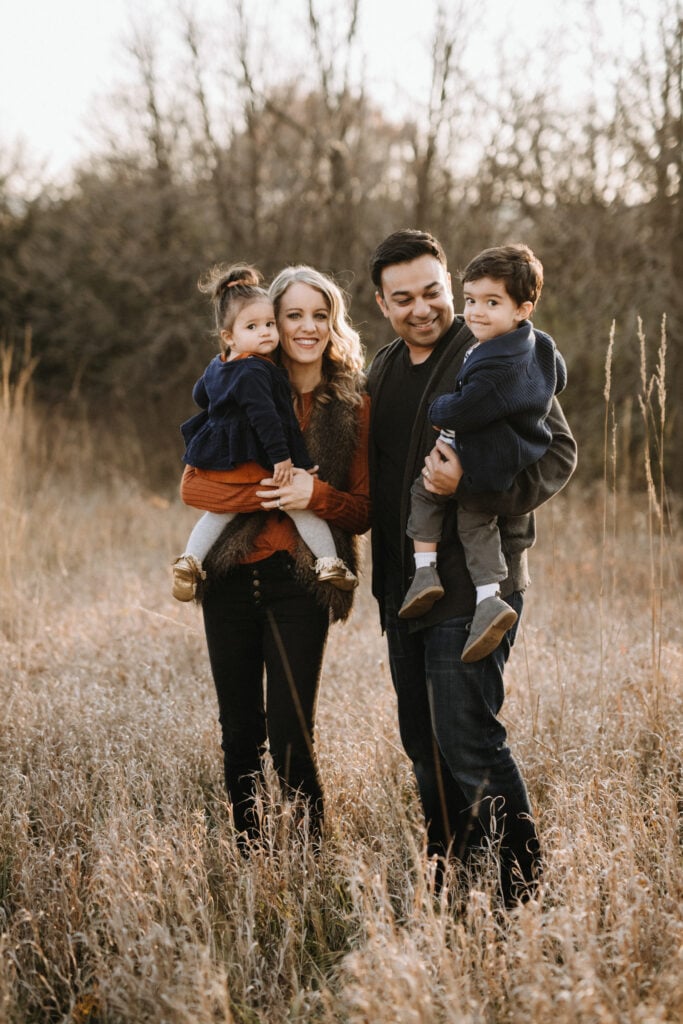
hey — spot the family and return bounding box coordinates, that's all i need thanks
[172,229,577,909]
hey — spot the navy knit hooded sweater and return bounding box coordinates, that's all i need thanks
[429,321,567,492]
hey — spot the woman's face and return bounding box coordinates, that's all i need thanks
[276,282,331,369]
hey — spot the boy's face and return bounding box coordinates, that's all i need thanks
[462,277,533,343]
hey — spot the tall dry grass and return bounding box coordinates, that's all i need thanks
[0,327,681,1024]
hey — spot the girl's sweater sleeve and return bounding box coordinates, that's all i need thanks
[192,375,210,409]
[306,395,371,535]
[231,361,292,465]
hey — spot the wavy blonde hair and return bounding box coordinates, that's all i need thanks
[269,265,365,407]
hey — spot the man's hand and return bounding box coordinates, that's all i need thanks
[421,440,463,495]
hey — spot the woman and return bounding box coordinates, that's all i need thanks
[180,265,370,845]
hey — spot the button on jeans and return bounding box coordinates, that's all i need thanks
[384,587,540,904]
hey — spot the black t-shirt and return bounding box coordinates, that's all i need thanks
[372,340,447,579]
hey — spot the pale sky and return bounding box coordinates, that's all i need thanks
[1,0,642,184]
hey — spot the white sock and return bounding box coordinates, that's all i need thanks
[414,552,437,569]
[475,583,500,604]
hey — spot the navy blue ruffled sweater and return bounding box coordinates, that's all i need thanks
[180,354,313,472]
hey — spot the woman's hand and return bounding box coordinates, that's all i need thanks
[421,440,463,495]
[256,466,316,510]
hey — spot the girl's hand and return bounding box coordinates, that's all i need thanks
[256,466,315,510]
[422,440,463,495]
[272,458,293,486]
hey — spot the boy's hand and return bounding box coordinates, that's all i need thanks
[272,459,294,486]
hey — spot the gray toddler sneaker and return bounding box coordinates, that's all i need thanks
[461,594,518,662]
[398,565,445,619]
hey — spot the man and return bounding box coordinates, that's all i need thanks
[367,229,577,906]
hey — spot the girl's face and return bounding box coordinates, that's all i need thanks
[276,282,331,369]
[221,299,279,358]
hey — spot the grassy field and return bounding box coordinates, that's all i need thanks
[1,353,681,1022]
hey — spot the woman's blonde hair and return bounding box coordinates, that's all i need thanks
[269,265,365,407]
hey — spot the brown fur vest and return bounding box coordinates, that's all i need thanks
[201,393,362,622]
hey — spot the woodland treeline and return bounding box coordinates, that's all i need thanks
[1,1,681,490]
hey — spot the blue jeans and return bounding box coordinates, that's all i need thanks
[384,587,540,904]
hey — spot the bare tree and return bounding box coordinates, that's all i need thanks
[614,1,682,487]
[180,8,234,238]
[232,0,369,268]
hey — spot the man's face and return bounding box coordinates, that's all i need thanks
[376,255,454,361]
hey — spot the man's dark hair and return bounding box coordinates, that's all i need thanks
[461,243,544,307]
[370,229,447,291]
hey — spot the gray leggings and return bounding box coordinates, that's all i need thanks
[185,509,337,563]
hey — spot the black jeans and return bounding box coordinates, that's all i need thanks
[202,552,329,840]
[384,585,540,905]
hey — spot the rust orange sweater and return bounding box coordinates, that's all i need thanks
[180,392,371,564]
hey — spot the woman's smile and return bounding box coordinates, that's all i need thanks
[277,282,331,366]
